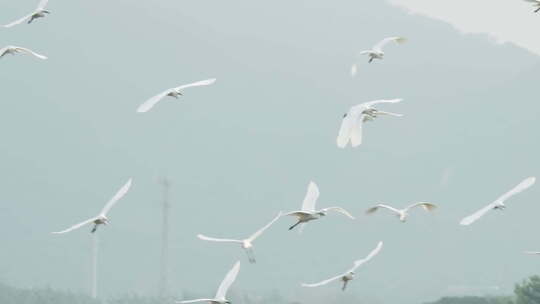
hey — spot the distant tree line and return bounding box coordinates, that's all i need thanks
[1,275,540,304]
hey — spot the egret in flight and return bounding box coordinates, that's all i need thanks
[460,177,536,226]
[360,37,406,63]
[3,0,50,28]
[285,181,354,231]
[137,78,216,113]
[197,212,282,263]
[365,202,437,222]
[337,99,403,148]
[302,241,383,291]
[52,178,132,234]
[0,46,47,60]
[177,261,240,304]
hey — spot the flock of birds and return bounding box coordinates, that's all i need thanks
[2,1,539,303]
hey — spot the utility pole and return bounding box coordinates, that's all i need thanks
[158,177,171,298]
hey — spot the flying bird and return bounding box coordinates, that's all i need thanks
[137,78,216,113]
[177,261,240,304]
[459,177,536,226]
[285,181,354,231]
[0,46,47,60]
[3,0,50,28]
[197,212,282,263]
[359,37,406,63]
[302,241,383,291]
[337,99,403,148]
[52,179,132,234]
[366,202,436,222]
[524,0,540,12]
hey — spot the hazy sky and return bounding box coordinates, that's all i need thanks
[0,1,539,304]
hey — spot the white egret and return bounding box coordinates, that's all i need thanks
[177,261,240,304]
[285,181,354,231]
[359,37,406,63]
[197,212,282,263]
[3,0,50,28]
[52,178,132,234]
[365,202,437,222]
[337,99,403,148]
[460,177,536,226]
[524,0,540,12]
[137,78,216,113]
[0,46,47,60]
[302,241,383,291]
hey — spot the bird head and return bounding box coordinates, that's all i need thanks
[318,210,327,217]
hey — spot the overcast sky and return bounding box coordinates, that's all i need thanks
[0,1,539,304]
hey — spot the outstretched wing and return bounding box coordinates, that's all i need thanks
[301,181,319,212]
[365,204,401,215]
[405,202,437,212]
[4,14,33,28]
[137,89,173,113]
[493,177,536,206]
[15,47,47,60]
[337,114,354,148]
[215,261,240,300]
[52,217,97,234]
[248,212,282,241]
[373,37,406,53]
[100,178,132,216]
[460,177,535,226]
[349,241,383,272]
[197,234,243,243]
[175,78,217,91]
[302,273,344,288]
[349,116,364,148]
[362,98,403,108]
[322,207,355,219]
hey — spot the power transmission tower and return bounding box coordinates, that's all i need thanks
[158,177,171,298]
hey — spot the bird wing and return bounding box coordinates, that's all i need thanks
[174,78,217,91]
[349,115,364,148]
[349,241,383,272]
[459,203,497,226]
[14,47,47,60]
[215,261,240,300]
[3,13,33,28]
[137,89,173,113]
[248,212,283,241]
[99,178,132,216]
[365,204,401,215]
[337,113,354,148]
[322,207,355,219]
[492,177,536,206]
[373,37,406,53]
[301,181,320,212]
[37,0,49,10]
[362,98,403,108]
[460,177,535,226]
[176,299,214,304]
[405,202,437,212]
[52,217,98,234]
[197,234,243,243]
[301,274,344,288]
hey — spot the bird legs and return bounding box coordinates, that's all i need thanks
[289,221,302,231]
[91,224,99,233]
[244,248,256,264]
